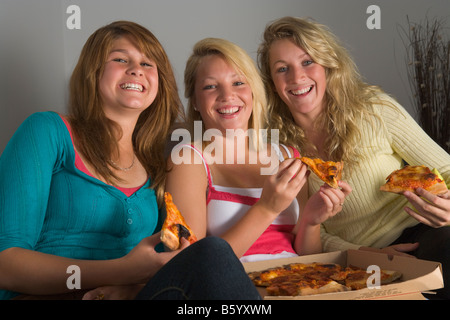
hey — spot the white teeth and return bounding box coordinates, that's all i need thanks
[120,83,143,92]
[291,86,313,96]
[218,106,240,114]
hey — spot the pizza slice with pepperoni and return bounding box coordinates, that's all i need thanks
[299,157,344,189]
[380,165,448,196]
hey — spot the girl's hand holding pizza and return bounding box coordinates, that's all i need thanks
[302,180,352,226]
[257,158,308,217]
[380,165,450,228]
[403,188,450,228]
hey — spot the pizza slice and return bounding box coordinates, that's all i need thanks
[299,157,344,188]
[248,266,296,287]
[380,165,448,196]
[266,278,350,296]
[249,263,349,296]
[343,266,402,290]
[160,192,197,251]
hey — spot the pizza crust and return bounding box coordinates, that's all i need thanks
[381,270,402,285]
[160,192,197,251]
[380,165,448,195]
[420,180,448,195]
[160,228,180,251]
[267,280,350,296]
[306,281,350,295]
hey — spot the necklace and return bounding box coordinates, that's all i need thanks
[109,154,136,172]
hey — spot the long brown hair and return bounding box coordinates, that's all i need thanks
[68,21,184,205]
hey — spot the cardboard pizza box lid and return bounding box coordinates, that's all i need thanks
[243,249,443,300]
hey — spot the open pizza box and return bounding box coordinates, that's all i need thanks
[243,249,443,300]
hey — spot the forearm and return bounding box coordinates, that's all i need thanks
[294,221,322,255]
[320,225,362,252]
[221,203,278,258]
[0,247,129,295]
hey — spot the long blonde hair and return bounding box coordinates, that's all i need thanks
[68,21,183,205]
[184,37,268,150]
[258,17,384,169]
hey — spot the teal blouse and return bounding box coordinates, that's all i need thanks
[0,112,161,299]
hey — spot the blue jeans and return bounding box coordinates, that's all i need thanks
[135,237,261,300]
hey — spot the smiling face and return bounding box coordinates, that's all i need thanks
[193,54,253,134]
[99,36,159,116]
[269,38,327,123]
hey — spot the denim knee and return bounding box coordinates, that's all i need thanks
[192,236,233,257]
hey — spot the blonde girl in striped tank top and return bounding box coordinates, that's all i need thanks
[166,38,350,262]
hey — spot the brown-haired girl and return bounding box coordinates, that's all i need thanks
[0,21,259,300]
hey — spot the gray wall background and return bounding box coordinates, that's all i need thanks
[1,0,449,155]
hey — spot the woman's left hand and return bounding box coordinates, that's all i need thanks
[403,188,450,228]
[302,180,352,226]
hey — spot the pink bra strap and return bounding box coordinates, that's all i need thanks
[177,144,214,203]
[208,189,259,206]
[59,115,141,197]
[290,146,301,158]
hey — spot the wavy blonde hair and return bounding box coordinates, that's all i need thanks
[184,37,267,150]
[258,17,385,169]
[68,21,183,205]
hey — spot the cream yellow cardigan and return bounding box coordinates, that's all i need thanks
[312,94,450,252]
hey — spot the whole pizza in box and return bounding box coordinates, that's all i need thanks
[247,262,401,296]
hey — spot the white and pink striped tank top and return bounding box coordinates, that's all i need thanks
[180,144,301,262]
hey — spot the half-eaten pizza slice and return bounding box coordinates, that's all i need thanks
[160,192,197,250]
[299,157,344,189]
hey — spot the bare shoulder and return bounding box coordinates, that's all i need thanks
[166,144,208,183]
[273,143,300,160]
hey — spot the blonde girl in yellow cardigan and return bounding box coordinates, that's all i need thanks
[258,16,450,299]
